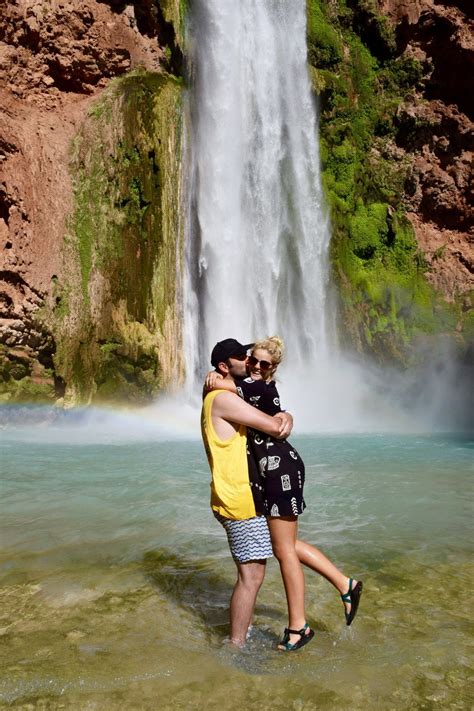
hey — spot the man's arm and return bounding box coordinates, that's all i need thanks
[212,391,293,439]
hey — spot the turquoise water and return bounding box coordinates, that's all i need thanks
[1,420,473,709]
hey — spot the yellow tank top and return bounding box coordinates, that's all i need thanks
[201,390,256,520]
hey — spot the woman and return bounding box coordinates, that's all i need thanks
[206,336,362,651]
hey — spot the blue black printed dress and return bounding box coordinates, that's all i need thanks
[236,377,306,518]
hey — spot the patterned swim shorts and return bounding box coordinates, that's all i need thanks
[214,513,273,563]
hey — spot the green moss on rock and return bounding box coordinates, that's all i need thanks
[0,345,57,403]
[0,377,56,404]
[54,70,184,404]
[307,0,462,365]
[159,0,188,52]
[307,1,344,69]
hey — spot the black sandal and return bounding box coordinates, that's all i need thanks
[341,578,363,626]
[278,622,314,651]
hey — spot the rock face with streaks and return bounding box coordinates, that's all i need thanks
[384,0,474,301]
[0,0,184,403]
[308,0,472,367]
[0,0,472,403]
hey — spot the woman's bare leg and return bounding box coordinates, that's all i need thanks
[295,540,348,591]
[267,516,311,647]
[295,539,357,615]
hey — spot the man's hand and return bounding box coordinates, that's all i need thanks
[213,392,291,439]
[204,370,224,391]
[273,411,293,439]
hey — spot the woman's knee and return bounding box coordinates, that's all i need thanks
[272,543,297,563]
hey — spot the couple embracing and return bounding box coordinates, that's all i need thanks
[201,337,362,651]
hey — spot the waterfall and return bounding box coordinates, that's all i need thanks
[182,0,376,431]
[180,0,451,432]
[184,0,332,384]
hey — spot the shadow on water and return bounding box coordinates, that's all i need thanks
[143,549,232,635]
[142,549,286,669]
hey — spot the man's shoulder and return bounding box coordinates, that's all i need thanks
[205,389,240,409]
[208,390,247,432]
[203,388,232,398]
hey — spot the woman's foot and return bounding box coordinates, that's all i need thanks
[278,623,314,651]
[341,578,363,626]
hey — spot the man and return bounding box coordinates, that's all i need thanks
[201,338,293,647]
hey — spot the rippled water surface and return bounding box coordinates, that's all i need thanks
[1,418,473,710]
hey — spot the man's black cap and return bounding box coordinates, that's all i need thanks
[210,338,254,367]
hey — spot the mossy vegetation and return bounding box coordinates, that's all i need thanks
[53,70,184,404]
[0,344,57,403]
[159,0,188,52]
[307,0,461,364]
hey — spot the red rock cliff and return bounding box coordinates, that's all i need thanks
[380,0,473,301]
[0,0,183,403]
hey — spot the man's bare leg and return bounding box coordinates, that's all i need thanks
[229,560,266,646]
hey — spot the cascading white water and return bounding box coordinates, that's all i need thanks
[181,0,386,430]
[184,1,334,404]
[181,0,464,432]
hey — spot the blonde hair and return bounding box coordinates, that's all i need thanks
[252,335,285,366]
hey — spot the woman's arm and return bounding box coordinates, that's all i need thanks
[203,371,237,393]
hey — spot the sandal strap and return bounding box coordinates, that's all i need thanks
[341,578,354,602]
[286,623,309,636]
[279,623,312,651]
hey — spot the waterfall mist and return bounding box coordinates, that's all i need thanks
[181,0,471,433]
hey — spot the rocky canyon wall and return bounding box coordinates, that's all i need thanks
[1,0,472,405]
[0,0,185,404]
[308,0,473,365]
